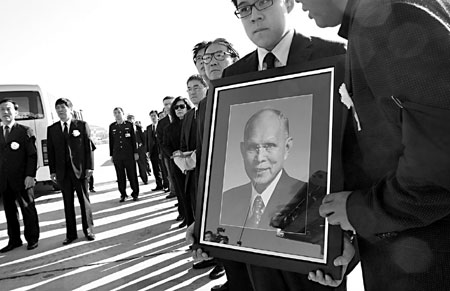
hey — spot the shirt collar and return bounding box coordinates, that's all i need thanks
[257,29,294,71]
[60,118,72,129]
[250,169,284,215]
[3,120,15,129]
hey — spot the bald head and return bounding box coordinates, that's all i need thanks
[241,108,293,193]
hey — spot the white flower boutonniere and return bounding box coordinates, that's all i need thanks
[10,142,20,150]
[72,130,80,137]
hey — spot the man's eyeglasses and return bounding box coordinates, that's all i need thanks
[234,0,274,19]
[244,142,278,154]
[202,51,233,64]
[174,104,186,110]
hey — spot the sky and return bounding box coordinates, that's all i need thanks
[0,0,344,129]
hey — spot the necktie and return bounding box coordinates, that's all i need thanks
[248,195,265,228]
[264,52,276,70]
[4,125,10,142]
[63,122,69,137]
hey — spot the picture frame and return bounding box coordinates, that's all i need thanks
[195,55,346,279]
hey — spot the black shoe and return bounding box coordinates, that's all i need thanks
[133,196,139,201]
[89,189,96,192]
[176,215,184,221]
[62,237,77,245]
[209,265,225,280]
[211,281,229,291]
[152,186,163,191]
[164,188,170,193]
[143,181,148,185]
[192,259,216,269]
[166,193,176,199]
[178,221,188,228]
[85,232,95,241]
[119,195,128,202]
[0,241,23,253]
[27,241,39,250]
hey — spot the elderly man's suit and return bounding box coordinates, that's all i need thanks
[340,0,450,290]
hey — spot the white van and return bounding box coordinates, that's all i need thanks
[0,84,83,185]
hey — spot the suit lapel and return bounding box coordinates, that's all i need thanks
[184,109,194,144]
[287,32,313,66]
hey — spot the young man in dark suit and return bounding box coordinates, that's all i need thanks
[47,98,95,245]
[146,110,164,191]
[0,99,39,252]
[298,0,450,290]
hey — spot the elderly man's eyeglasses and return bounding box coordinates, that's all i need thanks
[234,0,274,19]
[174,104,186,110]
[245,142,278,154]
[202,51,233,64]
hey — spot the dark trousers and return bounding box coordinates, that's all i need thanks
[149,150,163,188]
[159,154,169,189]
[59,166,93,239]
[164,157,176,195]
[136,148,148,184]
[184,170,196,225]
[88,176,94,191]
[2,182,40,244]
[113,158,139,198]
[169,160,185,218]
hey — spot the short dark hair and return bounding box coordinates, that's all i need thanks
[205,38,240,60]
[193,41,209,63]
[163,96,174,102]
[170,96,193,122]
[231,0,238,8]
[186,74,208,87]
[0,99,19,110]
[149,110,158,116]
[113,107,124,113]
[55,98,73,109]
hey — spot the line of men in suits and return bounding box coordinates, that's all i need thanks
[185,0,450,291]
[0,97,97,253]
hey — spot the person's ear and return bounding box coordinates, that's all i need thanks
[284,136,293,159]
[240,141,246,159]
[285,0,295,13]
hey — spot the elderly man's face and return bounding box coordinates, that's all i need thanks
[204,43,235,80]
[295,0,347,28]
[240,111,292,193]
[187,79,207,106]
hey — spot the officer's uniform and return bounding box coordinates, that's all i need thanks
[109,120,139,199]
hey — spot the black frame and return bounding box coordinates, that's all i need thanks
[195,55,346,279]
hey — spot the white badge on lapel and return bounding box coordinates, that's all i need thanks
[339,83,362,131]
[10,142,20,150]
[72,130,80,137]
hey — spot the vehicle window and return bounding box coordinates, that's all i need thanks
[0,91,45,120]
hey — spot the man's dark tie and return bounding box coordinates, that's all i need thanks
[63,122,69,138]
[4,125,10,142]
[63,122,70,162]
[247,195,265,228]
[264,52,276,70]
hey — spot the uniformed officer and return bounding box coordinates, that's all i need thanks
[109,107,139,202]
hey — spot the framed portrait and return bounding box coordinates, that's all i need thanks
[195,55,346,279]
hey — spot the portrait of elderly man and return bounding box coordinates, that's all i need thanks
[220,108,306,230]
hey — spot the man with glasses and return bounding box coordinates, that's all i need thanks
[224,0,345,77]
[192,41,210,85]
